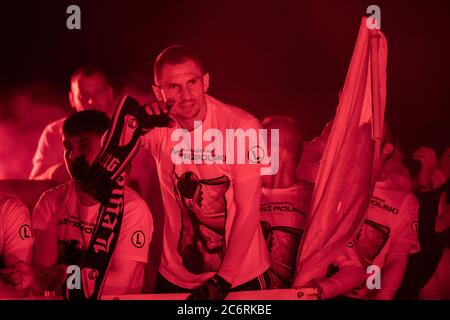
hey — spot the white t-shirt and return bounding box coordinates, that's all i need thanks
[260,181,313,287]
[30,118,65,179]
[32,181,153,292]
[346,179,420,299]
[142,94,270,289]
[0,193,34,267]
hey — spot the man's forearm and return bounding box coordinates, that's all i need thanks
[217,178,262,284]
[102,270,135,295]
[101,261,141,295]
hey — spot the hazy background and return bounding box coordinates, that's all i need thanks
[0,0,449,178]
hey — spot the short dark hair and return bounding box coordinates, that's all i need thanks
[63,110,110,137]
[261,115,303,162]
[154,45,205,83]
[70,66,109,86]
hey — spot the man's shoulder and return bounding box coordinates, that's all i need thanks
[373,180,419,218]
[38,181,74,206]
[0,192,23,208]
[39,118,66,142]
[206,95,259,127]
[123,186,151,215]
[44,118,65,132]
[374,180,416,200]
[0,192,28,219]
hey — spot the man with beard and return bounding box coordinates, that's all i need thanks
[32,110,152,296]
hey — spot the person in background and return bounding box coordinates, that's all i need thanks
[296,125,420,300]
[259,115,314,289]
[397,144,450,299]
[29,66,115,183]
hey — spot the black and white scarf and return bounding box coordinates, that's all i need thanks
[64,95,170,300]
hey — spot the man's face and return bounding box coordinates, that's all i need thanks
[63,132,102,180]
[70,74,114,114]
[155,60,208,121]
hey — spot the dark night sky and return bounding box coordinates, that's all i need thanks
[0,0,449,149]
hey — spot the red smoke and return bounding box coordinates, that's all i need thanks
[0,83,68,179]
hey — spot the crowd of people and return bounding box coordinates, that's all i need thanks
[0,45,448,300]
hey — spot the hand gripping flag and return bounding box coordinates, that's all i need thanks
[292,17,387,287]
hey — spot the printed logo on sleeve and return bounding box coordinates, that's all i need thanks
[248,145,265,164]
[19,224,32,240]
[131,231,145,248]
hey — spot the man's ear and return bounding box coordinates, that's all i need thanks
[68,90,75,109]
[152,85,164,101]
[202,73,210,92]
[382,143,394,156]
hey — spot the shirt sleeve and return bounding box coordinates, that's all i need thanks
[230,118,262,183]
[112,193,153,263]
[391,192,420,255]
[32,192,57,233]
[30,122,64,179]
[1,196,34,266]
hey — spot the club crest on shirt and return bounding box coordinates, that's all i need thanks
[131,230,146,248]
[19,224,32,240]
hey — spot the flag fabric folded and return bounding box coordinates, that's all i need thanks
[293,16,388,287]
